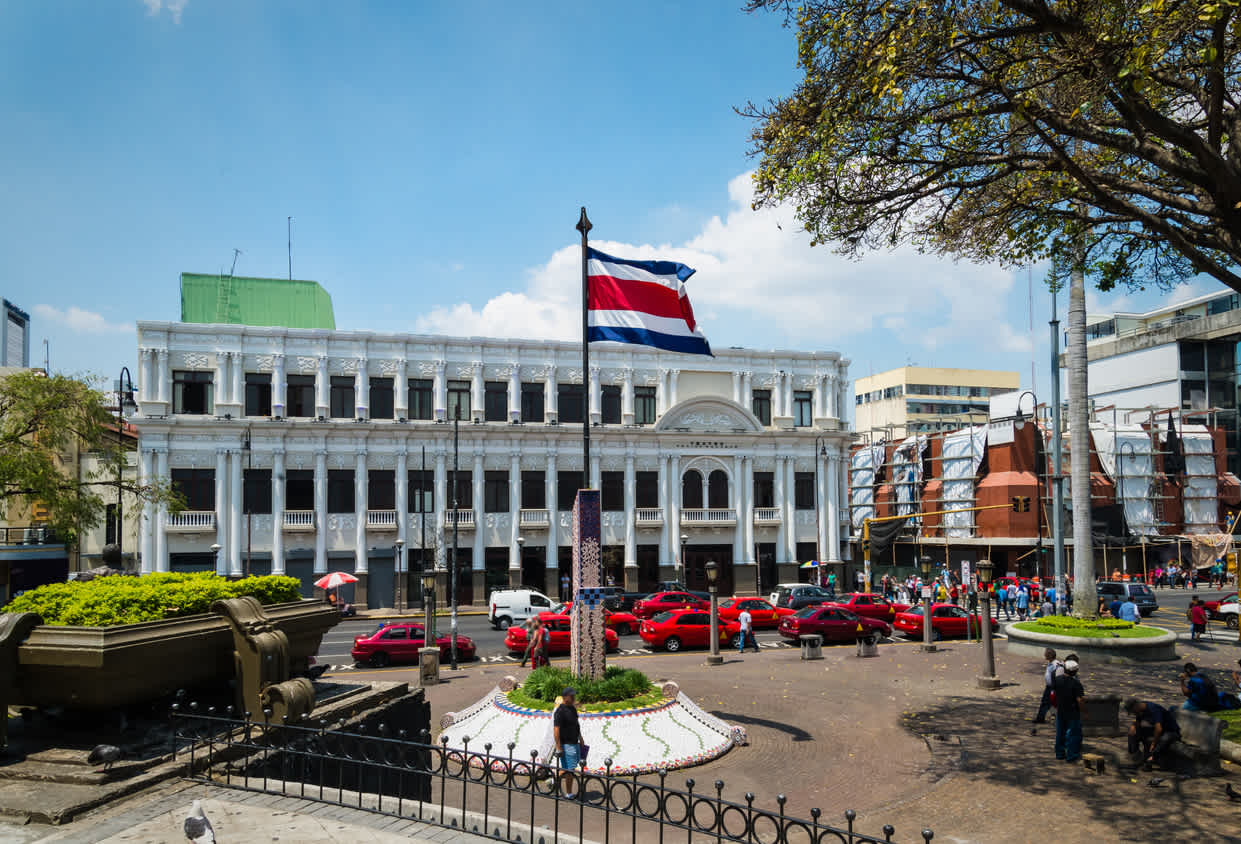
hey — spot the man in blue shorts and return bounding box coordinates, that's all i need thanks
[554,687,582,799]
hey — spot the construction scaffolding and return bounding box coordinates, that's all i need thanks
[941,426,987,538]
[892,435,927,524]
[849,443,885,529]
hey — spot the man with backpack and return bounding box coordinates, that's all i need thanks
[1180,662,1219,711]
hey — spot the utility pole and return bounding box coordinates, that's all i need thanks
[1051,285,1066,614]
[450,407,460,669]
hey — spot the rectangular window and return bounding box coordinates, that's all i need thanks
[286,469,313,511]
[171,468,214,511]
[753,472,775,508]
[601,471,624,511]
[105,503,118,545]
[243,468,273,515]
[408,379,433,420]
[484,381,508,422]
[330,376,355,418]
[484,470,509,513]
[521,382,545,423]
[369,377,394,419]
[752,390,772,426]
[173,371,213,415]
[793,390,813,427]
[601,384,621,424]
[636,471,659,509]
[244,373,271,417]
[521,471,546,509]
[794,471,815,509]
[447,380,471,421]
[408,469,433,513]
[327,470,354,513]
[286,374,315,417]
[559,383,585,424]
[558,471,584,511]
[634,386,656,425]
[451,470,473,510]
[368,469,395,510]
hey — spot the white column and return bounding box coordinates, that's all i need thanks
[700,474,708,511]
[272,355,286,417]
[669,369,679,407]
[314,451,328,573]
[215,449,229,575]
[272,449,285,574]
[772,373,784,419]
[741,372,752,409]
[394,359,408,418]
[215,355,227,413]
[546,450,558,571]
[732,372,742,404]
[157,349,170,406]
[784,374,794,424]
[826,446,842,562]
[656,369,668,415]
[658,454,670,563]
[509,450,521,569]
[773,456,787,564]
[154,448,169,572]
[784,456,797,562]
[817,449,829,561]
[228,448,242,576]
[836,375,848,423]
[139,350,154,403]
[316,356,329,418]
[433,449,447,566]
[669,453,681,571]
[733,453,745,569]
[624,449,636,567]
[589,366,602,425]
[471,450,485,573]
[826,374,838,419]
[508,364,521,423]
[356,358,369,418]
[742,456,755,564]
[433,360,447,422]
[545,366,558,423]
[139,448,155,573]
[395,450,408,573]
[231,351,243,410]
[354,451,368,573]
[590,452,601,492]
[471,362,485,423]
[622,368,635,426]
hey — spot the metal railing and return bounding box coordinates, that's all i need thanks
[166,511,217,531]
[0,526,59,545]
[681,508,738,525]
[172,706,928,844]
[518,509,550,528]
[283,510,315,530]
[366,510,398,529]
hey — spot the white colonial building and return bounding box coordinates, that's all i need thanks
[133,321,851,607]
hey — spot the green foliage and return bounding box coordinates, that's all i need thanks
[1,572,303,626]
[507,666,659,712]
[1211,709,1241,744]
[1013,619,1165,639]
[1030,615,1135,631]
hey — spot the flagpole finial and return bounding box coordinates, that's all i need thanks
[576,207,592,236]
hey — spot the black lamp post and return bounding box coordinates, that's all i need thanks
[394,538,405,611]
[706,560,722,666]
[919,555,936,653]
[680,533,688,587]
[976,557,1000,689]
[421,566,439,684]
[114,368,137,565]
[242,429,252,579]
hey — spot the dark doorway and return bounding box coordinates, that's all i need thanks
[558,546,573,598]
[684,544,733,595]
[369,553,395,609]
[449,549,473,605]
[521,545,545,591]
[757,543,777,595]
[484,547,508,597]
[637,545,660,593]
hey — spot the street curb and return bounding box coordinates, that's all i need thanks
[354,610,489,619]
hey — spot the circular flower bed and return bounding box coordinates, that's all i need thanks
[1005,617,1178,662]
[506,666,663,712]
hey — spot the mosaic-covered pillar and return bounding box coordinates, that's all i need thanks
[570,489,605,680]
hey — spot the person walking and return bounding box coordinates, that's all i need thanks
[1189,596,1208,642]
[1033,648,1061,725]
[529,618,549,669]
[737,606,759,653]
[1005,582,1018,618]
[553,687,582,800]
[519,617,536,667]
[560,573,571,600]
[1015,585,1030,620]
[1053,658,1086,763]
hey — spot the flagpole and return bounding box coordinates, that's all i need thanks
[576,207,592,481]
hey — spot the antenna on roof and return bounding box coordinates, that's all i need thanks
[288,216,293,280]
[229,248,242,277]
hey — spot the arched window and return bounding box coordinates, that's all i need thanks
[682,470,704,509]
[708,470,729,509]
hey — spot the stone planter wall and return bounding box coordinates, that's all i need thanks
[1005,623,1178,664]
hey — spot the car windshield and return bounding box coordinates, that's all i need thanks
[835,609,860,621]
[903,606,924,617]
[552,602,568,614]
[794,607,818,618]
[652,611,675,623]
[1129,585,1153,597]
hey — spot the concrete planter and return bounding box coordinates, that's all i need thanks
[1004,622,1178,663]
[12,600,338,710]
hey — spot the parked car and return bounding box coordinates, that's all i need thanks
[351,621,476,667]
[893,604,996,641]
[1214,596,1240,628]
[825,592,910,620]
[504,613,621,655]
[612,591,649,612]
[639,610,734,652]
[555,602,641,635]
[1205,592,1237,619]
[771,584,835,611]
[777,606,891,644]
[488,588,557,629]
[632,591,710,619]
[1096,581,1158,616]
[716,597,794,629]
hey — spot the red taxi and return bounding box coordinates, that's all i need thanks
[504,613,620,656]
[351,621,477,667]
[558,602,641,635]
[1206,593,1238,619]
[777,605,891,643]
[639,610,735,652]
[827,593,910,620]
[716,597,794,629]
[893,603,997,641]
[632,591,710,619]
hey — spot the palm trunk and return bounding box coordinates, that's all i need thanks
[1067,258,1096,616]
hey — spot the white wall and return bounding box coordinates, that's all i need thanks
[1088,344,1178,396]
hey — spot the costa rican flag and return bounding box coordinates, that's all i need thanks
[586,247,712,356]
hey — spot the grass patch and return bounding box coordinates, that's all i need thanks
[1011,620,1166,639]
[507,666,664,713]
[1212,710,1241,744]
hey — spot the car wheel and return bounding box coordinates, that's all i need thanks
[615,623,631,636]
[497,616,512,630]
[664,636,682,652]
[1228,615,1238,630]
[370,652,390,668]
[730,634,742,649]
[932,629,942,642]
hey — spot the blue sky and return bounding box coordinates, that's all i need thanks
[2,0,1228,406]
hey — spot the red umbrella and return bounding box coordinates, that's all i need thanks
[314,571,359,590]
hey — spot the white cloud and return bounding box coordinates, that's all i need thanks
[142,0,187,24]
[417,171,1024,356]
[33,305,133,335]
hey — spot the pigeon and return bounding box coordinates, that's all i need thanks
[87,744,124,772]
[184,800,215,843]
[1226,783,1241,802]
[1147,777,1165,787]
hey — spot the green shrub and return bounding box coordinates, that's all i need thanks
[1029,615,1134,631]
[509,665,655,711]
[1,573,304,626]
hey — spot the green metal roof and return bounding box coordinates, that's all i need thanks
[180,273,336,329]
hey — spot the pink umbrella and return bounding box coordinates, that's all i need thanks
[314,571,359,590]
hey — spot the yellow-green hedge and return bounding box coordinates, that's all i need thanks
[1,572,303,626]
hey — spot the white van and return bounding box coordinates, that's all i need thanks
[488,589,556,629]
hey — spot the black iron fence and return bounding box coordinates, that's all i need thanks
[171,705,932,844]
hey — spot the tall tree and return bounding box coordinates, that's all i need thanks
[0,370,179,547]
[746,0,1241,615]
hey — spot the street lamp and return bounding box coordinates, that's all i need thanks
[210,543,222,574]
[394,538,405,611]
[705,560,722,666]
[517,536,525,589]
[976,557,1000,689]
[114,367,136,568]
[421,566,440,685]
[919,555,936,653]
[680,533,688,587]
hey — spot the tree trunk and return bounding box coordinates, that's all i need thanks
[1067,258,1096,617]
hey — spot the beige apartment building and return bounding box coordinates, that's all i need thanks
[854,366,1021,439]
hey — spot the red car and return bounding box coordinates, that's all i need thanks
[893,603,997,641]
[504,613,621,656]
[1206,593,1238,618]
[826,593,910,620]
[351,621,476,667]
[716,597,794,629]
[778,605,891,644]
[557,602,641,635]
[639,610,734,652]
[632,591,710,619]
